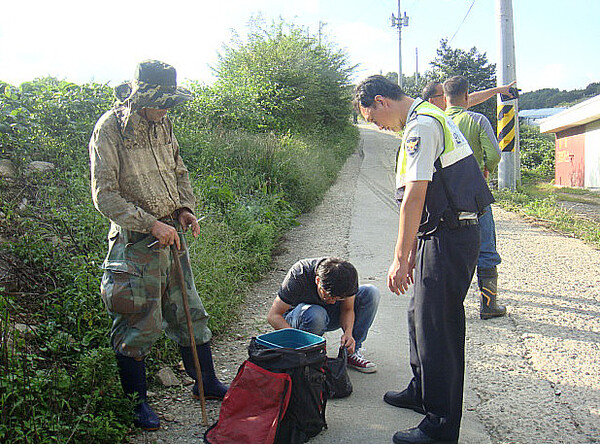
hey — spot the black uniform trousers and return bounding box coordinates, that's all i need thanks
[406,223,480,441]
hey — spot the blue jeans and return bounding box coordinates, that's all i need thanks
[283,284,380,350]
[477,205,501,270]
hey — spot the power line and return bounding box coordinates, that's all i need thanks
[448,0,476,44]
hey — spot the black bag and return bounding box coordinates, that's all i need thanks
[325,346,353,399]
[248,337,327,444]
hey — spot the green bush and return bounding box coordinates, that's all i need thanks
[0,338,131,443]
[0,79,112,171]
[201,19,355,134]
[519,124,555,181]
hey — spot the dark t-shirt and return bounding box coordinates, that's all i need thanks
[277,257,327,308]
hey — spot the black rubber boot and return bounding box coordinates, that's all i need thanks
[115,354,160,430]
[180,342,229,400]
[478,267,507,320]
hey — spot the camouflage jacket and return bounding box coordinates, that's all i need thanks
[89,106,196,233]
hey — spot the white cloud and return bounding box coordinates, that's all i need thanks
[1,0,598,92]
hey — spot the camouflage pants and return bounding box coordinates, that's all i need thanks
[100,224,211,358]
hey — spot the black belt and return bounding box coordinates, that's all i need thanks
[439,218,479,229]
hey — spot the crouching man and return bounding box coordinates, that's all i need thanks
[267,257,380,372]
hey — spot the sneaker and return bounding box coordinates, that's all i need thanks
[347,349,377,373]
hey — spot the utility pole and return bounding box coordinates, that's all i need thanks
[496,0,520,190]
[318,21,325,46]
[415,47,419,85]
[391,0,409,87]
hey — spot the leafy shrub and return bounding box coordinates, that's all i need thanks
[202,18,355,134]
[519,124,555,181]
[0,79,112,171]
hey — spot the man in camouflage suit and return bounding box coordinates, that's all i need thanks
[89,60,228,431]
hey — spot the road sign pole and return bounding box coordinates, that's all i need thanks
[496,0,520,190]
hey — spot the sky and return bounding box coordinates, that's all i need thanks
[1,0,598,93]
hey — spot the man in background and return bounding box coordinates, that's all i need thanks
[422,80,516,110]
[444,75,507,319]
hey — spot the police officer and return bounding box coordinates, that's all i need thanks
[354,75,494,444]
[89,60,228,430]
[444,75,507,319]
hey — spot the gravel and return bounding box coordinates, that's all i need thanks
[464,207,600,443]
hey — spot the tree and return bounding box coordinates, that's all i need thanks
[423,39,497,124]
[519,82,600,109]
[209,18,356,134]
[384,72,423,98]
[519,124,555,181]
[384,71,398,85]
[427,39,495,91]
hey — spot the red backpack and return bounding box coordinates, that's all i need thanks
[204,360,292,444]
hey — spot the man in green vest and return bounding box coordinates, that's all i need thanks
[444,75,507,319]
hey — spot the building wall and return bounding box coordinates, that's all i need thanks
[585,120,600,188]
[555,126,585,187]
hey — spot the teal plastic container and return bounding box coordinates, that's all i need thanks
[256,328,325,349]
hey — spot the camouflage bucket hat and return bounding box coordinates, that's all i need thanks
[114,60,192,109]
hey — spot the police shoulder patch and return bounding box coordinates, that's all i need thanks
[406,136,421,156]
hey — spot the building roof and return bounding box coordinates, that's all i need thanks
[519,108,565,119]
[539,94,600,133]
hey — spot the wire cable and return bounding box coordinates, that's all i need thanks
[448,0,476,44]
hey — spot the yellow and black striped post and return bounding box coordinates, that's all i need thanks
[497,0,519,190]
[497,103,515,152]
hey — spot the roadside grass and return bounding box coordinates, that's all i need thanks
[534,182,600,204]
[494,182,600,249]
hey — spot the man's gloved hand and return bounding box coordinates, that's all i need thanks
[500,84,520,102]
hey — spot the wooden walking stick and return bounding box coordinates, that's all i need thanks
[170,243,209,427]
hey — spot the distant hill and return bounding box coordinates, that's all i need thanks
[520,82,600,110]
